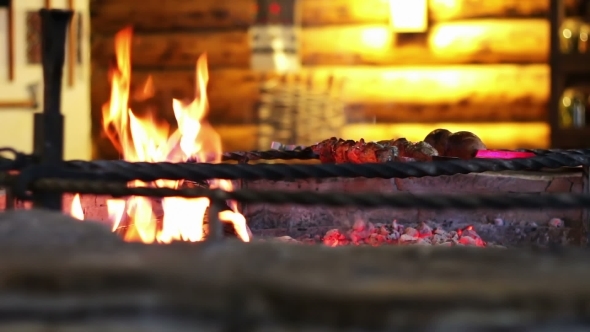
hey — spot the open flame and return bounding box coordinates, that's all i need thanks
[71,27,250,243]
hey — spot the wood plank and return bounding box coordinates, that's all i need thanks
[428,19,548,63]
[430,0,578,22]
[92,21,547,69]
[89,0,256,34]
[91,64,548,130]
[91,30,251,69]
[301,0,578,25]
[90,0,577,33]
[300,0,390,26]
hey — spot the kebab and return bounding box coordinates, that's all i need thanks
[309,128,534,164]
[310,137,438,164]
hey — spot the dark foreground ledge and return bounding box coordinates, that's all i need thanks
[1,213,590,332]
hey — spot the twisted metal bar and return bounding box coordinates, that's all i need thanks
[53,151,590,183]
[0,148,36,172]
[31,178,590,210]
[221,148,317,162]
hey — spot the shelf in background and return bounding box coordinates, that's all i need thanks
[559,53,590,74]
[552,127,590,148]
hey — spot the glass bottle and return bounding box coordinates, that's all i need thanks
[561,18,582,53]
[560,88,586,128]
[579,23,590,53]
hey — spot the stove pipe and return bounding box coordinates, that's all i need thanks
[32,9,73,210]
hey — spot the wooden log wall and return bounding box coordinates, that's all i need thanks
[90,0,576,157]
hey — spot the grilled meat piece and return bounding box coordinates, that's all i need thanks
[375,146,398,162]
[445,131,486,159]
[377,138,438,162]
[424,128,452,156]
[310,137,339,163]
[312,136,438,164]
[358,141,384,163]
[404,141,439,162]
[334,139,356,163]
[347,139,367,163]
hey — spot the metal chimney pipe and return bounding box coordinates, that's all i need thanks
[32,9,73,210]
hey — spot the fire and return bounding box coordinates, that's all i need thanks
[70,27,250,243]
[70,194,84,220]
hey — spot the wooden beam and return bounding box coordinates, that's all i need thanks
[90,0,256,34]
[91,65,549,128]
[428,19,548,63]
[300,0,389,26]
[90,0,576,33]
[92,20,547,68]
[430,0,578,22]
[91,30,251,69]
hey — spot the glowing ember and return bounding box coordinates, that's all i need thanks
[69,27,250,243]
[320,220,486,247]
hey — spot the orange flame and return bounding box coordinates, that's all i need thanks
[70,27,250,243]
[70,194,84,220]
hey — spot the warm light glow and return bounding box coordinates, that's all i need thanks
[71,27,250,243]
[389,0,428,32]
[342,122,550,149]
[360,27,391,49]
[70,194,84,220]
[563,29,572,39]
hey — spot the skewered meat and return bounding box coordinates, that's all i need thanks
[375,145,398,163]
[424,128,452,155]
[445,131,486,159]
[378,138,438,162]
[346,139,366,163]
[334,140,356,163]
[310,137,339,163]
[405,141,439,162]
[310,128,487,164]
[423,129,486,159]
[311,137,437,164]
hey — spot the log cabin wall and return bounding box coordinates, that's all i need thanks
[89,0,573,159]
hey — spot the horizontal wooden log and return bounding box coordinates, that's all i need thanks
[304,0,579,25]
[92,20,547,68]
[430,0,577,22]
[428,19,548,63]
[89,0,256,34]
[91,30,251,69]
[91,64,549,127]
[90,0,577,34]
[92,121,550,159]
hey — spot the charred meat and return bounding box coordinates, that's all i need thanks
[311,137,438,163]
